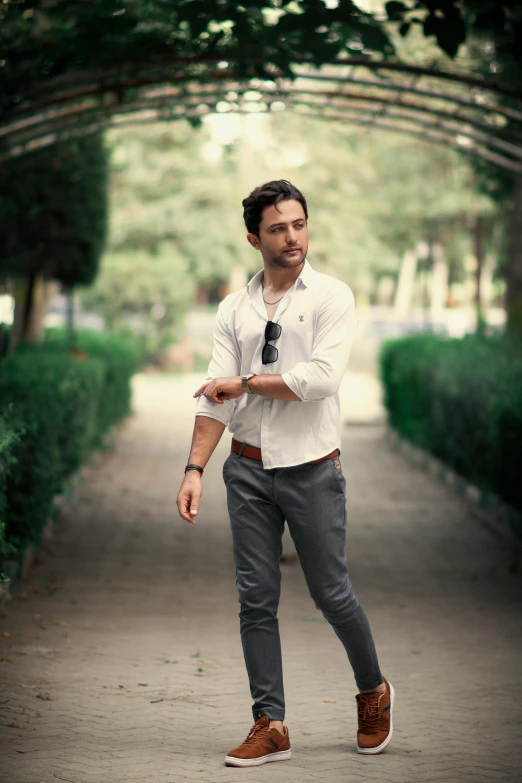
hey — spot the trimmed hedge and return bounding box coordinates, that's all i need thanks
[379,333,522,512]
[0,407,21,562]
[0,329,140,566]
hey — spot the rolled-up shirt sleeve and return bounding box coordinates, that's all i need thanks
[282,285,356,401]
[195,301,239,426]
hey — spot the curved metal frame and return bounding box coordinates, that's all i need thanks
[1,57,520,169]
[5,99,521,174]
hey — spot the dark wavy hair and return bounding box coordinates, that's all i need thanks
[242,180,308,237]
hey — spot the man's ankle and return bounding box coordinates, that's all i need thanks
[269,719,285,733]
[359,680,386,695]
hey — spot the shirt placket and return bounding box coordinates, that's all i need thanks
[255,282,299,469]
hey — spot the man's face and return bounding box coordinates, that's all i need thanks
[247,199,308,269]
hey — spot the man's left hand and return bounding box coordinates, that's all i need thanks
[193,376,244,404]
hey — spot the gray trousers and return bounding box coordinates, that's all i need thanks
[222,447,383,722]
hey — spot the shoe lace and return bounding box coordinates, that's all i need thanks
[243,722,271,746]
[357,694,381,729]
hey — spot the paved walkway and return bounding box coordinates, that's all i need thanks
[1,373,521,783]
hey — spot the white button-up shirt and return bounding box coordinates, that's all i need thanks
[195,259,356,469]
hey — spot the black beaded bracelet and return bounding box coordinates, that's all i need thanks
[184,464,204,475]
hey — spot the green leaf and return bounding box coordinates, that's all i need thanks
[385,1,409,21]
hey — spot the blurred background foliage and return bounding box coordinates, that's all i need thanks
[0,134,109,351]
[0,0,520,351]
[77,108,501,345]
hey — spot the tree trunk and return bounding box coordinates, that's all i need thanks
[473,216,486,334]
[21,273,36,340]
[8,276,58,353]
[7,279,25,354]
[430,242,448,319]
[506,172,522,336]
[65,285,77,350]
[394,249,417,316]
[26,278,58,342]
[8,275,35,353]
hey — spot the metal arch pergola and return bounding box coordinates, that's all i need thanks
[1,56,522,172]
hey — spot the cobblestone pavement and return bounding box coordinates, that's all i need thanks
[1,373,521,783]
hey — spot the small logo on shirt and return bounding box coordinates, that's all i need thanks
[298,314,305,322]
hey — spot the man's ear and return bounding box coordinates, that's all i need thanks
[246,232,261,250]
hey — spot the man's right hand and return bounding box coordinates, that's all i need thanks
[177,472,203,525]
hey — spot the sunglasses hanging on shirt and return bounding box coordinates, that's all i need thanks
[262,321,282,364]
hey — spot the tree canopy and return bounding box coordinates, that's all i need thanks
[1,1,520,93]
[386,1,522,76]
[1,0,522,333]
[0,133,108,286]
[0,1,521,169]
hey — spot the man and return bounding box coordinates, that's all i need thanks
[176,180,394,767]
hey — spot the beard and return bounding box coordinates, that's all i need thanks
[267,245,308,269]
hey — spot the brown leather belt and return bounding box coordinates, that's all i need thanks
[231,438,340,465]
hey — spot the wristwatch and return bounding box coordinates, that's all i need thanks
[241,373,256,394]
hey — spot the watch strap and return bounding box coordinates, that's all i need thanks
[241,373,256,394]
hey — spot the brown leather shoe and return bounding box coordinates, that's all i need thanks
[225,715,291,767]
[356,678,395,754]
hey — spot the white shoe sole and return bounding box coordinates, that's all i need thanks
[357,681,395,755]
[225,749,291,767]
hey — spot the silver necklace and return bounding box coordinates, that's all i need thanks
[262,282,285,305]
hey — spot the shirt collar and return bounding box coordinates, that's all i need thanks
[297,258,314,288]
[247,258,314,297]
